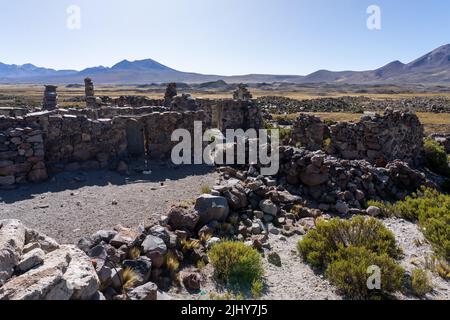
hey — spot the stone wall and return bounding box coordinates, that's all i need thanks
[143,111,207,159]
[289,110,424,166]
[196,99,263,131]
[289,114,330,150]
[0,117,47,187]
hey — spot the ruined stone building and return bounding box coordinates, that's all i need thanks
[0,82,263,187]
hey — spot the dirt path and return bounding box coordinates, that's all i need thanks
[0,162,218,244]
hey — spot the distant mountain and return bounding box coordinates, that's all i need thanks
[0,44,449,84]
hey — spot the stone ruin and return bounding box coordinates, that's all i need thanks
[163,83,177,108]
[0,82,263,188]
[233,83,253,101]
[84,78,97,109]
[42,85,58,110]
[288,109,425,167]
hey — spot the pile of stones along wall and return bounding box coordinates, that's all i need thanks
[277,146,428,210]
[0,116,47,187]
[289,110,424,166]
[141,110,207,159]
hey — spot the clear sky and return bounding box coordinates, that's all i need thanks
[0,0,449,75]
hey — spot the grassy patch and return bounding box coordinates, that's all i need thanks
[410,269,433,297]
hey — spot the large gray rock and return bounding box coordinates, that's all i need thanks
[259,200,278,216]
[141,235,167,269]
[141,235,167,255]
[0,219,26,284]
[195,194,230,225]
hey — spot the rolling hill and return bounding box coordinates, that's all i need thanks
[0,44,449,85]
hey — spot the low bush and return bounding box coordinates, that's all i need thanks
[298,216,404,299]
[410,269,433,297]
[326,247,404,300]
[297,216,401,269]
[209,241,264,289]
[424,138,450,176]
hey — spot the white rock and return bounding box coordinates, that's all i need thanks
[0,247,70,300]
[0,219,25,284]
[60,245,100,300]
[17,248,45,272]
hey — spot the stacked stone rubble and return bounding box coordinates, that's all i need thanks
[84,78,97,109]
[164,83,177,108]
[233,84,253,101]
[42,85,58,110]
[288,109,424,166]
[289,114,330,150]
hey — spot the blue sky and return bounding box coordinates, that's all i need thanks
[0,0,449,75]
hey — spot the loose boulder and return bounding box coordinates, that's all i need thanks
[195,194,229,225]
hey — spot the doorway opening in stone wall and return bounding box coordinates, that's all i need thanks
[211,104,224,131]
[126,119,146,158]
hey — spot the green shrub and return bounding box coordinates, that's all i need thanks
[381,187,450,262]
[424,138,450,176]
[297,216,400,269]
[251,279,264,299]
[209,241,264,289]
[410,269,433,297]
[298,216,404,299]
[326,247,404,300]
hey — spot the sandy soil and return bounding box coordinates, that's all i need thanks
[0,162,218,244]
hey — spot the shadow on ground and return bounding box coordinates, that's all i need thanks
[0,161,216,204]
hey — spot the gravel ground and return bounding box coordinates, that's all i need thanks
[0,162,218,244]
[383,218,450,300]
[169,234,342,301]
[261,234,341,300]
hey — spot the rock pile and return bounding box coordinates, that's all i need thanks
[0,125,47,188]
[288,110,424,166]
[84,78,97,109]
[233,84,253,101]
[0,220,100,300]
[164,83,177,108]
[42,85,58,110]
[289,114,330,151]
[257,95,450,114]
